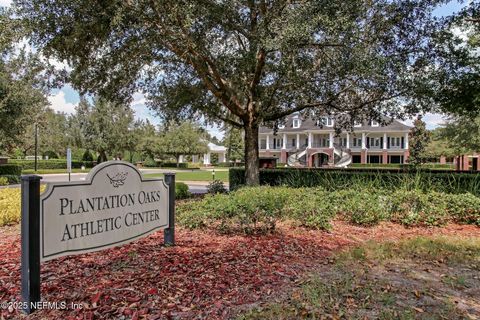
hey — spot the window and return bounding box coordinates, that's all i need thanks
[370,138,380,147]
[353,137,362,147]
[292,138,296,147]
[260,139,267,149]
[278,124,285,129]
[320,117,334,127]
[390,137,401,147]
[371,120,379,127]
[354,121,362,127]
[293,118,300,128]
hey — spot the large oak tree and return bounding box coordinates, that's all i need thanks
[15,0,446,184]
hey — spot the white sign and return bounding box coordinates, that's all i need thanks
[66,148,72,173]
[40,161,169,262]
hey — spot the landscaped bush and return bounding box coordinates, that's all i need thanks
[0,175,20,185]
[207,180,227,194]
[0,188,21,226]
[82,150,94,162]
[175,182,191,199]
[42,150,59,159]
[229,167,480,195]
[160,162,188,168]
[0,164,22,176]
[8,159,94,170]
[0,177,8,186]
[177,186,480,233]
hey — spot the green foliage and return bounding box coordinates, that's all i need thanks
[207,180,227,194]
[143,157,157,168]
[42,150,59,159]
[175,182,190,200]
[0,164,22,176]
[9,159,94,170]
[177,186,480,233]
[229,168,480,195]
[408,116,431,166]
[157,122,208,165]
[0,175,21,184]
[0,177,8,186]
[17,0,449,186]
[223,126,244,163]
[439,116,480,154]
[82,149,94,162]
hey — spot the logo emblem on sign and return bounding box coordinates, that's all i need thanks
[107,172,128,187]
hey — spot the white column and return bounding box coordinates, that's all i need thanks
[203,153,210,165]
[179,155,184,163]
[266,135,270,150]
[221,152,226,163]
[361,132,366,149]
[404,132,409,149]
[308,132,312,148]
[346,133,350,148]
[282,133,287,149]
[383,133,387,150]
[296,133,300,149]
[329,132,334,149]
[192,155,197,163]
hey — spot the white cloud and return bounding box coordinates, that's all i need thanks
[131,92,147,107]
[401,113,447,130]
[48,91,77,114]
[0,0,12,7]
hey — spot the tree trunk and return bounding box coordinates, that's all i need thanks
[244,122,260,186]
[98,150,108,163]
[176,155,180,168]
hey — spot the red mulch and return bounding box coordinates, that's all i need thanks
[1,222,479,319]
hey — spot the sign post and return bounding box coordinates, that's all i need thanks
[163,173,175,245]
[66,148,72,182]
[21,175,42,313]
[20,161,175,314]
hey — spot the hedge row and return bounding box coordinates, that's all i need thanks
[177,186,480,234]
[8,159,95,170]
[229,168,480,195]
[0,165,22,176]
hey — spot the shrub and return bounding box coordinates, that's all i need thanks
[284,188,333,230]
[175,182,191,199]
[388,190,449,227]
[42,150,59,159]
[160,162,187,168]
[82,150,94,162]
[207,180,227,194]
[444,193,480,226]
[229,167,480,195]
[0,164,22,176]
[0,177,8,186]
[8,159,94,170]
[0,175,20,185]
[143,157,157,167]
[0,188,21,226]
[336,190,388,226]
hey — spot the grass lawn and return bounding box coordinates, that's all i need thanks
[22,168,91,174]
[240,235,480,319]
[144,170,229,182]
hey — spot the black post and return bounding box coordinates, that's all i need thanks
[163,173,175,246]
[34,124,38,172]
[21,175,42,314]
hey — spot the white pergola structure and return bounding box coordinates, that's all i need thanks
[203,142,227,165]
[178,142,227,165]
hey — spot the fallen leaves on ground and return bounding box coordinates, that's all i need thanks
[0,221,479,319]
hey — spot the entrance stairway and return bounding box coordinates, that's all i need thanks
[286,144,352,168]
[287,148,307,167]
[333,143,352,168]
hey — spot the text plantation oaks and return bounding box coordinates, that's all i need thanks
[21,161,175,313]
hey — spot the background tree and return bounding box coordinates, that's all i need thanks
[74,97,135,162]
[0,9,47,153]
[16,0,447,184]
[439,115,480,154]
[424,2,479,118]
[423,127,458,160]
[408,116,431,166]
[223,126,244,165]
[158,122,208,167]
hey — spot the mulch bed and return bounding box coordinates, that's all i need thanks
[1,222,479,319]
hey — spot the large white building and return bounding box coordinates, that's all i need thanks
[259,114,412,167]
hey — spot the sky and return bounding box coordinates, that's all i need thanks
[1,0,468,137]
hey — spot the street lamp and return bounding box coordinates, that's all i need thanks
[34,123,38,172]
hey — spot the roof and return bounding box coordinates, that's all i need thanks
[207,142,227,152]
[259,114,412,134]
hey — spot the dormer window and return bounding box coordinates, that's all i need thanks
[292,118,301,128]
[278,124,285,129]
[354,121,362,127]
[371,120,379,127]
[320,117,334,127]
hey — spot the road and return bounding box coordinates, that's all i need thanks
[1,170,212,194]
